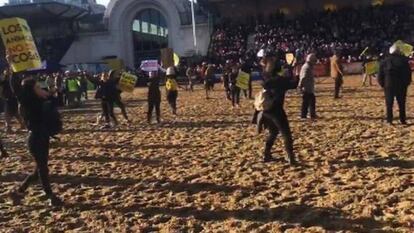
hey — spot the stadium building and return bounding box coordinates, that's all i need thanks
[0,0,412,70]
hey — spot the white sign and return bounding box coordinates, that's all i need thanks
[140,60,159,72]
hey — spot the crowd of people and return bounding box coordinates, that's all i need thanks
[209,4,414,67]
[0,4,412,209]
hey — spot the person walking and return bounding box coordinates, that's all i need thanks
[378,44,412,125]
[299,54,317,119]
[9,78,63,206]
[88,71,119,128]
[165,67,179,115]
[147,71,161,124]
[330,51,344,99]
[256,48,298,165]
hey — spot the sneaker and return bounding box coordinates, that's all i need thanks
[8,190,24,205]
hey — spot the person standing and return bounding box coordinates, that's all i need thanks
[229,66,241,107]
[65,72,81,108]
[258,49,298,165]
[147,71,161,124]
[299,54,317,119]
[378,44,412,125]
[9,78,63,206]
[0,68,25,133]
[165,67,179,115]
[222,60,232,100]
[186,65,195,92]
[80,71,89,100]
[0,139,9,158]
[330,51,344,99]
[204,65,215,99]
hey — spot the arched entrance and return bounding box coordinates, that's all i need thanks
[132,8,168,67]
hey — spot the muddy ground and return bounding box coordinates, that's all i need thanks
[0,76,413,232]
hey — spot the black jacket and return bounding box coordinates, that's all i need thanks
[1,74,21,100]
[148,76,161,102]
[20,91,45,132]
[378,54,412,90]
[263,75,298,112]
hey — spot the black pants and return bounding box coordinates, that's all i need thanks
[231,86,240,106]
[82,88,88,100]
[167,91,178,114]
[385,88,407,123]
[262,111,294,159]
[248,79,253,99]
[0,139,7,157]
[224,84,231,100]
[114,97,129,121]
[102,99,117,124]
[18,131,53,196]
[301,92,316,118]
[148,100,161,122]
[334,76,343,98]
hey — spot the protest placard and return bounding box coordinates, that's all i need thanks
[365,61,379,75]
[119,72,138,92]
[236,71,250,90]
[140,60,159,72]
[0,17,42,72]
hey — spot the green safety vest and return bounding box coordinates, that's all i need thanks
[67,79,79,92]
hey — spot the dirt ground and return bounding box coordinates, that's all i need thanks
[0,76,413,232]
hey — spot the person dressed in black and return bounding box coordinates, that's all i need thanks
[113,73,130,123]
[88,71,119,128]
[9,78,63,206]
[229,66,241,107]
[147,71,161,124]
[256,49,298,165]
[378,44,412,125]
[80,71,89,100]
[0,68,25,133]
[0,139,9,158]
[204,65,215,99]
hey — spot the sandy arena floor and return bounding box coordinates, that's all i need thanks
[0,76,413,232]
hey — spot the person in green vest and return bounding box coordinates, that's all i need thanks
[65,72,81,108]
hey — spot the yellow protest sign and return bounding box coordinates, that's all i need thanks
[173,53,180,66]
[285,53,295,65]
[236,71,250,90]
[119,72,138,92]
[393,40,413,57]
[0,17,42,72]
[365,61,379,75]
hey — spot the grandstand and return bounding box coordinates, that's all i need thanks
[0,0,413,71]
